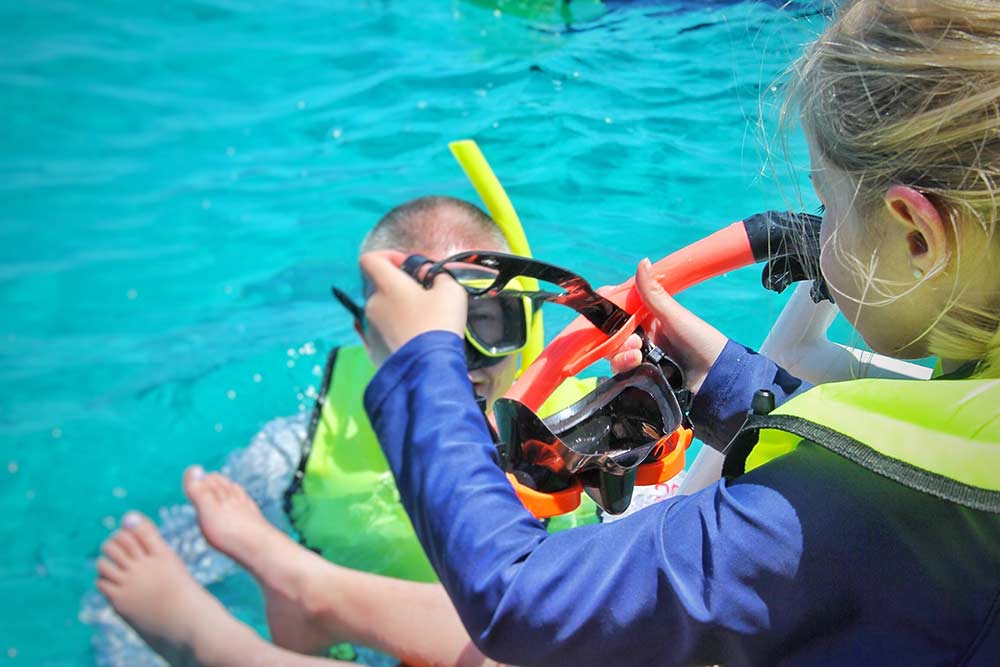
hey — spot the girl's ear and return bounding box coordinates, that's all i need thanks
[884,185,949,277]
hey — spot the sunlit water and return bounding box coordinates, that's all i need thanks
[0,1,830,664]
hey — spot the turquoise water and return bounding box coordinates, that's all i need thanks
[1,1,828,664]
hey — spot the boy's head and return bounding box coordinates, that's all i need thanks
[358,196,520,406]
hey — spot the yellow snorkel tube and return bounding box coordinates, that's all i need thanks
[449,140,545,374]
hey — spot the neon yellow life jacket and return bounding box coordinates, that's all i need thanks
[723,376,1000,513]
[283,345,602,581]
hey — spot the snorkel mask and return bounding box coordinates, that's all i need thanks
[332,273,534,371]
[400,251,693,515]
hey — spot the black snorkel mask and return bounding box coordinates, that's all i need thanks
[401,251,691,515]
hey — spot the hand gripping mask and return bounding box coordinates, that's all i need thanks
[401,251,691,515]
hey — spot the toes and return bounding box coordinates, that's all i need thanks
[214,475,240,502]
[123,512,164,555]
[101,538,131,570]
[206,474,233,503]
[96,577,119,600]
[106,525,144,560]
[182,465,208,504]
[97,556,125,585]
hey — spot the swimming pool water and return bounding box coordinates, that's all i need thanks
[0,1,828,664]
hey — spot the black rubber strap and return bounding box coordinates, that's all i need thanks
[725,413,1000,514]
[282,346,340,519]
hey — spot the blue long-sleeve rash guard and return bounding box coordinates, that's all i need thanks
[365,331,1000,666]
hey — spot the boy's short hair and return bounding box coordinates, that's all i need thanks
[361,196,509,254]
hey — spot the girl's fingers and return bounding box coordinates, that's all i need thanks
[359,251,469,366]
[610,348,644,374]
[608,333,643,373]
[635,258,687,325]
[633,258,728,394]
[359,251,415,294]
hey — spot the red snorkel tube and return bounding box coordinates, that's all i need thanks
[502,212,822,517]
[507,220,758,411]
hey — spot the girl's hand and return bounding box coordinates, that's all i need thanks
[359,251,468,367]
[609,258,728,394]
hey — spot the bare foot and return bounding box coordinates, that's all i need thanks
[96,512,264,667]
[182,466,337,655]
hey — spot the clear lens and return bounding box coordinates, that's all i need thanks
[467,295,527,353]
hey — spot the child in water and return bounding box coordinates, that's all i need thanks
[98,1,999,665]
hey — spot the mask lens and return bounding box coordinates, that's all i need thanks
[467,295,528,354]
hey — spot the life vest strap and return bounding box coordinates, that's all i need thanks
[725,413,1000,514]
[282,346,341,518]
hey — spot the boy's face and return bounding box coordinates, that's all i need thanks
[468,352,519,410]
[359,238,522,410]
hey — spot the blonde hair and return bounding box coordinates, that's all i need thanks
[788,0,1000,376]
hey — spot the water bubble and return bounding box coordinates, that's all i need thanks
[312,364,322,376]
[226,146,236,157]
[493,8,501,18]
[298,404,307,412]
[604,117,614,124]
[475,89,487,98]
[298,342,316,356]
[331,127,343,139]
[297,100,306,110]
[305,385,317,398]
[214,423,224,433]
[296,392,304,401]
[416,100,428,110]
[287,360,295,368]
[287,348,297,357]
[112,487,127,499]
[126,288,138,300]
[7,647,17,658]
[51,428,62,439]
[226,389,237,400]
[7,461,17,474]
[492,121,500,129]
[102,516,116,530]
[573,71,581,79]
[252,373,263,383]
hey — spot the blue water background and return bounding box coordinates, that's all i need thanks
[0,1,830,664]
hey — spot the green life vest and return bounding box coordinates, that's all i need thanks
[723,376,1000,513]
[283,345,602,582]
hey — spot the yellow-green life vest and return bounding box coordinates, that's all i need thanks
[723,376,1000,513]
[283,345,602,582]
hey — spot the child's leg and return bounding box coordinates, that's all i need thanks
[97,512,355,667]
[183,467,500,667]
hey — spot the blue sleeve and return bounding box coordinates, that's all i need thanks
[689,339,813,450]
[364,332,815,667]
